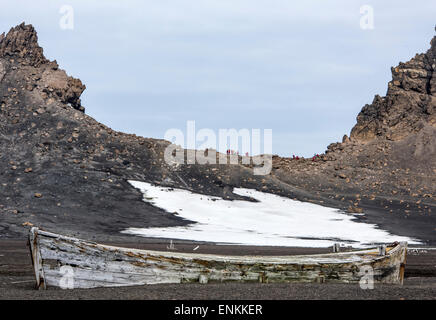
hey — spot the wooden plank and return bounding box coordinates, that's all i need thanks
[28,227,46,290]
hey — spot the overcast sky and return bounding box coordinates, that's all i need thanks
[1,1,435,156]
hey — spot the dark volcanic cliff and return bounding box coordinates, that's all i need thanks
[351,37,436,142]
[0,23,435,244]
[0,23,288,240]
[271,35,436,243]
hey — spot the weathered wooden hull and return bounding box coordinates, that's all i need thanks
[28,228,407,289]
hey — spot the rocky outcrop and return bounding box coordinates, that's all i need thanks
[350,36,436,142]
[39,61,86,112]
[269,34,436,245]
[0,23,284,240]
[0,23,435,244]
[0,23,86,112]
[0,23,47,67]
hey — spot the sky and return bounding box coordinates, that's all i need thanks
[1,1,435,157]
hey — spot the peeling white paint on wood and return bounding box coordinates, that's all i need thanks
[28,228,46,289]
[29,228,407,289]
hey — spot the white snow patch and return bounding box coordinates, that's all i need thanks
[123,180,421,248]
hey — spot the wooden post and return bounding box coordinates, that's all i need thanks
[28,227,46,290]
[399,242,407,285]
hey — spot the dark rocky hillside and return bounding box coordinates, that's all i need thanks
[270,35,436,243]
[0,23,435,244]
[272,36,435,204]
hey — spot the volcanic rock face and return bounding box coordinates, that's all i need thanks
[0,23,435,244]
[0,23,47,67]
[0,23,86,112]
[350,37,436,142]
[0,23,283,240]
[267,35,436,245]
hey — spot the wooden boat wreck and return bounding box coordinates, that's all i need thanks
[28,227,407,289]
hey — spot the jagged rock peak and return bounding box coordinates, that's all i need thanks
[0,23,86,113]
[350,35,436,142]
[0,22,47,67]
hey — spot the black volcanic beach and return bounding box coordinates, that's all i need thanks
[0,22,435,300]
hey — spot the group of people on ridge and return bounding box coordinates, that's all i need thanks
[292,154,321,161]
[226,150,249,157]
